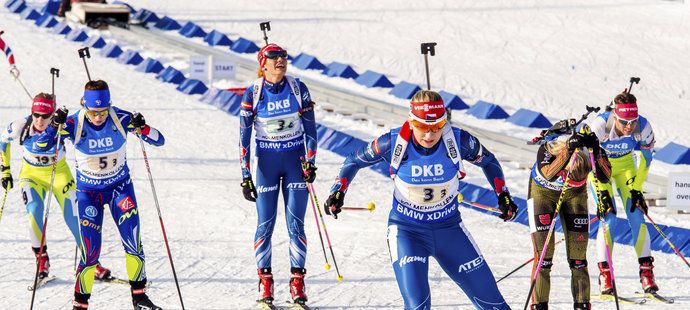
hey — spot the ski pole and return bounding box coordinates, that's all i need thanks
[302,162,331,271]
[0,31,32,100]
[135,127,185,310]
[10,67,32,100]
[50,68,59,97]
[306,181,343,281]
[0,190,7,224]
[523,150,579,310]
[587,148,620,310]
[78,47,92,81]
[341,203,376,212]
[640,210,690,269]
[259,22,270,45]
[29,124,63,309]
[420,42,436,90]
[496,216,600,284]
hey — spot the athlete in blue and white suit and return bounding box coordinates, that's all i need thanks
[239,43,317,304]
[325,90,518,310]
[38,80,164,310]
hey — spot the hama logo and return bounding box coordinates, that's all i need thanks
[267,99,290,111]
[257,184,279,193]
[85,206,98,218]
[118,196,135,212]
[411,164,444,177]
[399,255,427,268]
[538,214,551,225]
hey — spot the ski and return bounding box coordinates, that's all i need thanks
[97,275,130,285]
[27,275,57,291]
[593,293,646,305]
[256,299,278,310]
[286,300,311,310]
[636,291,674,304]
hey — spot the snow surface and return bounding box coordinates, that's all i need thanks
[0,1,689,309]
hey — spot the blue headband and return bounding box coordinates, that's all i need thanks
[83,89,111,109]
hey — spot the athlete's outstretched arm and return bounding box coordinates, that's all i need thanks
[116,107,165,146]
[239,87,255,179]
[330,133,392,194]
[458,129,508,194]
[299,81,317,164]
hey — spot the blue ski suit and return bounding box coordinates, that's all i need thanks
[38,106,164,296]
[330,123,511,310]
[240,76,317,269]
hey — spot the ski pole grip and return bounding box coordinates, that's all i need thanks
[50,68,60,78]
[78,47,90,59]
[260,21,271,31]
[421,42,437,56]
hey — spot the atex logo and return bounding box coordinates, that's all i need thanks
[399,255,427,268]
[458,256,484,273]
[286,183,307,189]
[257,184,279,193]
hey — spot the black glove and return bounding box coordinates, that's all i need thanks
[131,112,146,129]
[597,190,615,219]
[1,166,12,191]
[52,106,68,126]
[566,133,586,152]
[301,162,317,183]
[497,192,518,221]
[324,191,344,219]
[630,189,648,214]
[241,177,258,202]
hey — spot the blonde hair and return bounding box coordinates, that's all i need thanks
[411,90,442,103]
[547,138,592,182]
[257,67,265,78]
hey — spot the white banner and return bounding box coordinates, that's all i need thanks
[666,172,690,210]
[189,55,210,82]
[212,59,236,80]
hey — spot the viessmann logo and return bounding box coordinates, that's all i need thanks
[413,104,445,111]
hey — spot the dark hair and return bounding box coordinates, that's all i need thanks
[33,93,55,101]
[614,92,636,105]
[85,80,109,90]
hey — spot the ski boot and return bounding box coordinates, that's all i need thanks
[257,268,274,304]
[95,264,112,280]
[574,302,591,310]
[639,256,659,293]
[131,280,162,310]
[72,293,90,310]
[32,246,50,279]
[598,262,614,295]
[530,302,547,309]
[289,268,308,304]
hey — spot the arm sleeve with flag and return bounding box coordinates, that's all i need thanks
[299,81,317,164]
[330,133,392,194]
[457,129,508,195]
[633,117,655,191]
[117,107,165,146]
[239,87,255,179]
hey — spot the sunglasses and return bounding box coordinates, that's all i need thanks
[85,109,109,118]
[410,119,447,133]
[264,50,288,60]
[32,113,52,119]
[616,117,638,126]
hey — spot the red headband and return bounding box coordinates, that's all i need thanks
[32,97,55,114]
[409,100,446,123]
[614,103,638,120]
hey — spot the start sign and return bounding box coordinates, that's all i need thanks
[667,173,690,210]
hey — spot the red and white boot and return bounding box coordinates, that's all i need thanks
[257,268,274,303]
[639,257,659,293]
[32,247,50,279]
[289,268,308,304]
[94,264,112,280]
[598,262,614,295]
